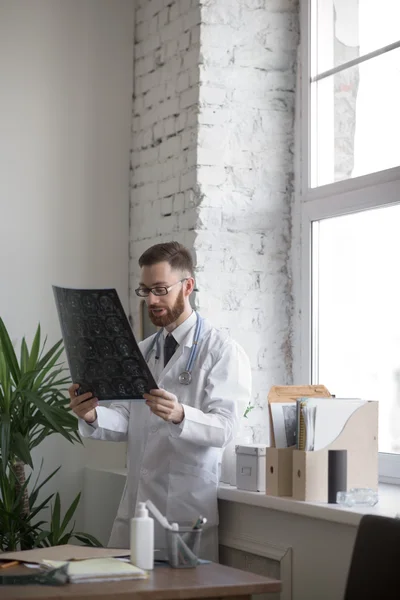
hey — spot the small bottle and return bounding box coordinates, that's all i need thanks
[130,502,154,570]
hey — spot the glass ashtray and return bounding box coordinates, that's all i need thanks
[336,487,378,507]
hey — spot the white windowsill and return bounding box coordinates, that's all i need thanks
[87,466,400,527]
[218,482,400,527]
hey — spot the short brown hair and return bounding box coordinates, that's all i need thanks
[138,241,194,277]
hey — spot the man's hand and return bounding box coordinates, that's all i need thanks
[144,388,184,424]
[68,383,98,423]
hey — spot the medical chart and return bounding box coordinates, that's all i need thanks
[53,285,158,401]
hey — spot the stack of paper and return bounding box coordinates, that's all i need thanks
[41,558,148,583]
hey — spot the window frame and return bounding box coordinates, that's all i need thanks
[298,0,400,483]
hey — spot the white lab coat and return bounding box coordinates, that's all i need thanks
[79,315,251,560]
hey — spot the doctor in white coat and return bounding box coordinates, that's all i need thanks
[69,241,252,561]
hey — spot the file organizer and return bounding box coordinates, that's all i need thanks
[292,400,378,502]
[266,385,331,497]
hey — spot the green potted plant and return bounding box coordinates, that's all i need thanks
[0,317,101,551]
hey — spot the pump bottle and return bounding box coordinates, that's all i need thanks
[130,502,154,570]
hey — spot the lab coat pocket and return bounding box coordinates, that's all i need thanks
[166,460,219,527]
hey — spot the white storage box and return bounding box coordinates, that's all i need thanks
[235,444,267,492]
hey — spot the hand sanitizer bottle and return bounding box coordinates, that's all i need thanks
[130,502,154,570]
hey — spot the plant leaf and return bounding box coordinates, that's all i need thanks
[12,432,33,468]
[60,493,81,536]
[27,324,41,372]
[73,532,103,547]
[20,340,29,375]
[51,493,61,542]
[0,318,21,383]
[0,413,10,473]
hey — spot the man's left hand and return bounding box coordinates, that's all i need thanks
[144,388,184,424]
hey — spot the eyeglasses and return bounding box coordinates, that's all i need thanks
[135,278,189,297]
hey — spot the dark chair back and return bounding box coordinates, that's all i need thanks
[344,514,400,599]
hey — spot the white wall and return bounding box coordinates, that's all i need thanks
[0,0,134,530]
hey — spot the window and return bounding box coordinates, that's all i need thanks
[299,0,400,481]
[310,0,400,187]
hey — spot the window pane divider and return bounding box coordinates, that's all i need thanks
[312,39,400,83]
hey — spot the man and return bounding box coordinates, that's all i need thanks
[69,241,252,561]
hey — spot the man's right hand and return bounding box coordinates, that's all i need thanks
[68,383,98,423]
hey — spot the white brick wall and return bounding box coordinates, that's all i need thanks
[130,0,299,443]
[130,0,201,327]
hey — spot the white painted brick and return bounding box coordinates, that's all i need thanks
[197,125,226,149]
[172,154,185,175]
[164,80,176,99]
[181,128,197,150]
[197,146,225,167]
[176,71,190,93]
[149,14,159,36]
[186,106,198,127]
[180,168,196,192]
[183,48,199,70]
[160,18,184,44]
[200,24,244,50]
[143,0,162,21]
[186,148,197,168]
[133,95,144,115]
[173,192,185,213]
[135,20,150,43]
[140,146,159,165]
[132,115,141,132]
[183,9,201,31]
[168,1,180,22]
[159,157,175,181]
[201,2,242,25]
[175,112,187,131]
[161,196,173,215]
[180,86,198,109]
[164,116,176,136]
[197,207,222,230]
[178,207,197,230]
[159,177,180,198]
[166,39,179,59]
[140,107,159,130]
[198,107,229,126]
[159,135,181,159]
[197,165,227,186]
[162,56,182,79]
[158,7,169,28]
[190,25,200,46]
[135,35,161,60]
[179,0,192,15]
[189,67,200,87]
[184,189,196,209]
[153,121,164,140]
[178,31,190,51]
[156,213,178,236]
[137,182,158,203]
[158,97,180,119]
[136,6,145,24]
[199,85,226,106]
[141,70,161,94]
[135,54,155,78]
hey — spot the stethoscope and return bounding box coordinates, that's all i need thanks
[144,312,203,385]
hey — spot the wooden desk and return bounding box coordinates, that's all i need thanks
[1,562,280,600]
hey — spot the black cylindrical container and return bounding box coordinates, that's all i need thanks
[328,449,347,503]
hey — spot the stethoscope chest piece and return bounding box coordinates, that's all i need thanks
[178,371,192,385]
